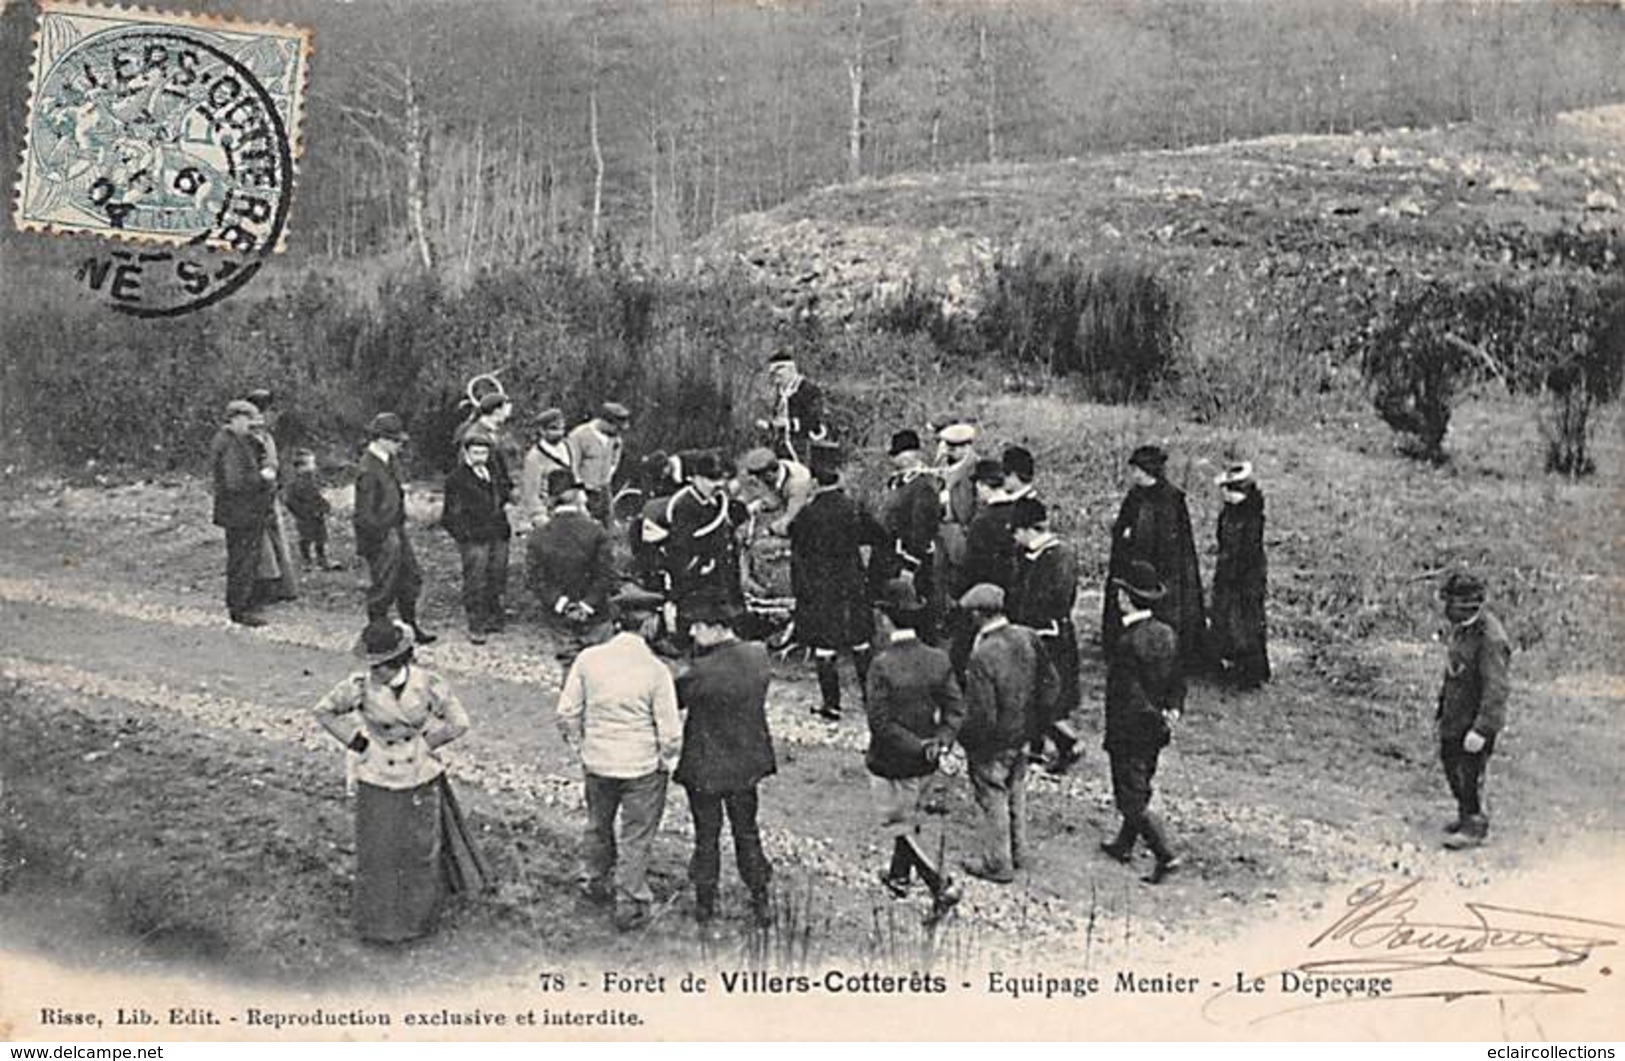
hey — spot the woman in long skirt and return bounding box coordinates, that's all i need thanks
[314,619,489,942]
[1209,462,1271,689]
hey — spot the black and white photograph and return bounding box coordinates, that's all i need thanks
[0,0,1621,1043]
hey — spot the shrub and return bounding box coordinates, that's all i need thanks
[1536,281,1625,478]
[1361,284,1473,462]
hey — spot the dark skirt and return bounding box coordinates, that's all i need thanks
[353,775,489,942]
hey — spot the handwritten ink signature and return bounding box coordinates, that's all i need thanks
[1203,878,1622,1026]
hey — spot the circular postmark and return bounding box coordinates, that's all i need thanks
[29,26,295,316]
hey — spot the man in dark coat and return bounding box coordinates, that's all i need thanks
[865,578,965,926]
[1434,572,1511,850]
[759,351,829,465]
[949,458,1013,677]
[527,470,616,661]
[353,412,435,643]
[957,583,1058,884]
[441,432,513,644]
[1210,462,1270,689]
[673,596,777,926]
[210,399,275,627]
[1100,559,1185,884]
[662,450,745,635]
[873,429,943,641]
[1104,444,1205,674]
[1009,497,1083,774]
[788,441,881,721]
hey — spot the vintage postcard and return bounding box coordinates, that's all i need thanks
[0,0,1621,1044]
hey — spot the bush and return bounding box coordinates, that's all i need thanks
[1537,281,1625,478]
[1362,285,1472,462]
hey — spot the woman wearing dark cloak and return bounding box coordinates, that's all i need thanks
[1209,462,1271,689]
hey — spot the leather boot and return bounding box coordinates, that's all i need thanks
[814,657,842,719]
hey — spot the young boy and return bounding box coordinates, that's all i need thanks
[283,448,342,570]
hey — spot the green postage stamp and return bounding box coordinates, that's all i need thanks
[14,1,310,255]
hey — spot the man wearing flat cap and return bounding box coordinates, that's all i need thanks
[455,391,522,497]
[568,402,630,525]
[1100,559,1184,884]
[874,429,943,641]
[519,407,576,529]
[527,470,616,661]
[758,350,828,465]
[673,595,777,927]
[556,584,683,932]
[1434,572,1511,850]
[788,439,883,721]
[1104,444,1205,673]
[210,399,276,626]
[950,457,1017,677]
[354,412,435,644]
[736,446,813,537]
[956,583,1058,884]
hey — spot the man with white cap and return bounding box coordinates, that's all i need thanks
[757,351,828,464]
[934,419,980,590]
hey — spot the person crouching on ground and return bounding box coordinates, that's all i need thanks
[673,595,777,928]
[441,432,514,645]
[313,619,488,942]
[527,470,616,663]
[957,583,1057,884]
[1435,572,1510,850]
[555,585,683,931]
[866,577,965,926]
[1100,560,1185,884]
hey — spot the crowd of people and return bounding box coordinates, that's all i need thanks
[206,353,1512,942]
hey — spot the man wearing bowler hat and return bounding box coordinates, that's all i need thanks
[788,439,882,721]
[569,402,631,525]
[1100,559,1184,884]
[1434,572,1511,850]
[527,469,616,661]
[210,399,275,627]
[556,584,683,931]
[866,577,965,925]
[354,412,435,644]
[874,429,943,640]
[673,595,777,927]
[957,583,1057,884]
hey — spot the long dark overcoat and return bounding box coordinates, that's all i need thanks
[1209,487,1270,685]
[674,639,777,793]
[1103,479,1207,672]
[787,485,876,650]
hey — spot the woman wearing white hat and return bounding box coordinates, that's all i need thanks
[1209,462,1270,690]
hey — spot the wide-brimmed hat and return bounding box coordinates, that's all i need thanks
[876,577,926,614]
[1128,444,1168,475]
[888,429,923,457]
[353,619,415,666]
[610,584,666,614]
[1112,559,1166,601]
[226,399,258,419]
[600,401,632,424]
[1214,461,1254,487]
[958,583,1006,612]
[1438,572,1487,606]
[367,412,409,441]
[739,447,778,475]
